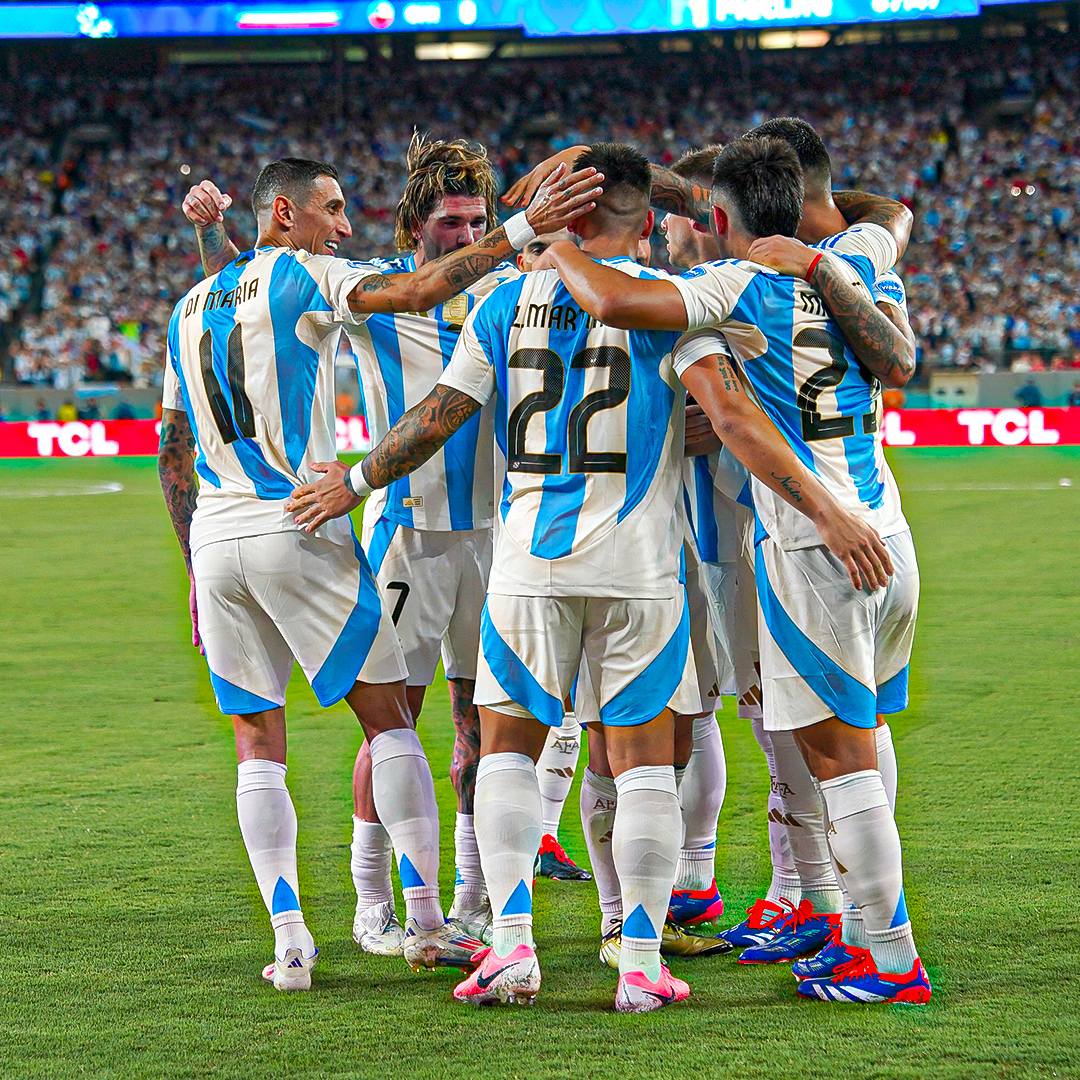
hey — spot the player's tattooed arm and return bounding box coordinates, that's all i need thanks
[158,407,203,650]
[182,181,241,276]
[158,408,197,571]
[286,386,483,531]
[746,235,915,388]
[448,679,481,814]
[362,385,481,488]
[832,190,913,258]
[648,165,713,226]
[680,355,893,591]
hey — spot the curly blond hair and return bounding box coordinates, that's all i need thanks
[394,131,499,252]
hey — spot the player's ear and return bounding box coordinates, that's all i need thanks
[272,194,294,229]
[712,205,729,237]
[568,219,583,239]
[516,253,527,271]
[640,209,655,240]
[691,219,711,235]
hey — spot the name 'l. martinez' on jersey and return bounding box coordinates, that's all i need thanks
[343,253,519,532]
[670,223,909,552]
[437,257,686,599]
[162,245,375,554]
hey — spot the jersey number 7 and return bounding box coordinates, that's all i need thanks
[507,346,631,475]
[199,326,256,444]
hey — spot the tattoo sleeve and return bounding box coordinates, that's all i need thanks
[195,223,240,277]
[649,165,712,226]
[361,385,482,489]
[157,408,198,570]
[811,256,916,388]
[831,189,913,255]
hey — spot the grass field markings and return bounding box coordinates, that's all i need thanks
[0,481,125,498]
[905,483,1072,492]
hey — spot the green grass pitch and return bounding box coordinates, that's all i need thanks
[2,447,1078,1079]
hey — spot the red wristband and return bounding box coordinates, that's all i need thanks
[805,252,824,280]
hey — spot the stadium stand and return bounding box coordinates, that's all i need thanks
[2,36,1077,394]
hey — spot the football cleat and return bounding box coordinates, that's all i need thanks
[599,918,623,970]
[453,944,541,1006]
[739,900,839,964]
[717,897,790,948]
[352,900,405,956]
[797,954,932,1005]
[446,898,494,946]
[791,922,867,981]
[535,834,592,880]
[402,918,484,972]
[615,964,691,1014]
[661,920,734,958]
[261,946,318,992]
[668,879,724,927]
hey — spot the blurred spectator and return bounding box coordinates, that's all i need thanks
[1067,382,1080,408]
[112,400,137,420]
[56,400,77,421]
[1015,379,1044,407]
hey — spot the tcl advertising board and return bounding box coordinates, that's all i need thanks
[0,409,1076,459]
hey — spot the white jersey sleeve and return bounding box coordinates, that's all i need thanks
[871,269,908,314]
[670,262,755,332]
[816,223,899,280]
[292,252,386,325]
[671,328,733,380]
[161,346,184,411]
[437,303,497,406]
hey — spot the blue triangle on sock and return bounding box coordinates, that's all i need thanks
[891,887,909,928]
[398,852,426,890]
[271,876,300,915]
[623,903,656,939]
[500,879,532,917]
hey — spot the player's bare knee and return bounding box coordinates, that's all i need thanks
[604,710,675,776]
[346,679,415,741]
[478,707,548,761]
[795,717,877,781]
[232,707,287,763]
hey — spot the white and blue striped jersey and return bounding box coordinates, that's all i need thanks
[671,223,908,552]
[438,257,686,598]
[162,245,374,554]
[344,253,519,532]
[683,444,749,565]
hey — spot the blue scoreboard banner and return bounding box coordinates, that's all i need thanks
[0,0,1020,39]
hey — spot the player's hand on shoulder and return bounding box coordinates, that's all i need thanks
[502,145,591,208]
[814,506,894,592]
[182,180,232,227]
[286,461,361,532]
[746,235,816,278]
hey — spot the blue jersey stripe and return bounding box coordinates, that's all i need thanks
[480,602,565,726]
[202,256,293,499]
[437,295,480,531]
[690,455,719,562]
[168,303,220,488]
[366,317,413,527]
[268,255,330,473]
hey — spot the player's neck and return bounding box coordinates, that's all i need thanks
[580,236,640,261]
[255,227,296,250]
[797,198,847,244]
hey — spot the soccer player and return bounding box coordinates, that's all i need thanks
[160,155,601,988]
[536,137,932,1005]
[181,137,604,950]
[288,142,891,1009]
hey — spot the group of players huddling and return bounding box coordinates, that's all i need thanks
[159,114,930,1013]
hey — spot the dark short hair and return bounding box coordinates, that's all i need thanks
[671,144,723,187]
[251,158,340,218]
[711,136,804,239]
[573,142,651,229]
[743,117,832,190]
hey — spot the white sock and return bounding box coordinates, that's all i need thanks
[580,767,620,921]
[450,812,486,913]
[236,759,314,959]
[474,753,541,957]
[350,816,393,908]
[369,728,443,932]
[771,731,841,913]
[612,766,680,982]
[676,715,725,891]
[751,718,801,904]
[820,770,918,974]
[876,723,898,811]
[536,713,581,838]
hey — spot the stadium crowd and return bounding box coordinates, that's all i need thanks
[3,35,1078,389]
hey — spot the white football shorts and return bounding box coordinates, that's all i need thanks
[476,592,700,728]
[362,511,492,686]
[684,543,722,713]
[757,530,919,732]
[732,549,763,720]
[193,530,407,716]
[700,559,737,700]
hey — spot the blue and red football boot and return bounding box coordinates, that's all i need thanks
[796,953,932,1004]
[717,897,790,948]
[668,879,724,927]
[791,921,867,981]
[738,899,839,964]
